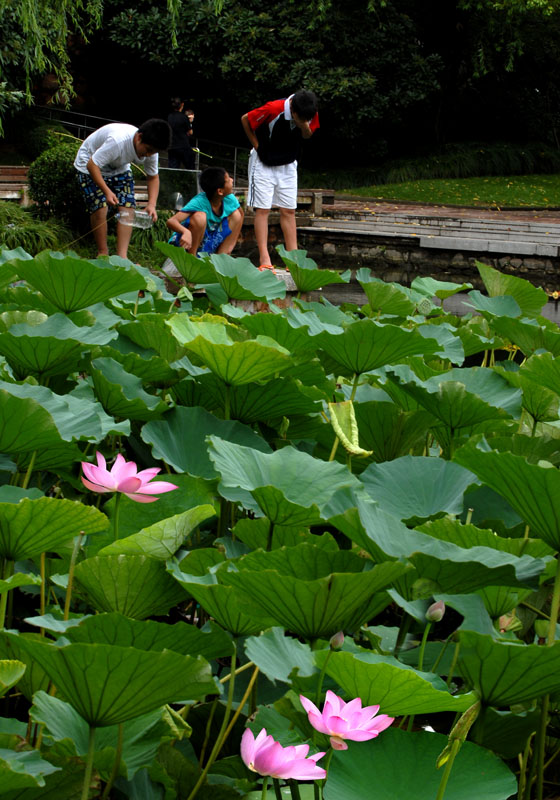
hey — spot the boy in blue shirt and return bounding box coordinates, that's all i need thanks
[166,166,243,255]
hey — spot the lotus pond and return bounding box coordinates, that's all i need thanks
[0,242,559,800]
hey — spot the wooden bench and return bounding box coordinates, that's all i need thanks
[0,166,30,204]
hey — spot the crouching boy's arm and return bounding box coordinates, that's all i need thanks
[166,211,193,249]
[145,174,160,221]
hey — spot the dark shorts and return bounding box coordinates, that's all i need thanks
[169,214,232,254]
[76,169,136,214]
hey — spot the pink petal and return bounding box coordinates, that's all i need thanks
[360,703,381,719]
[343,697,365,716]
[94,452,107,470]
[300,695,321,716]
[136,467,162,483]
[123,492,160,503]
[324,714,350,736]
[133,481,179,495]
[283,758,327,780]
[254,741,287,777]
[330,736,348,751]
[305,711,330,735]
[367,715,394,734]
[111,454,138,482]
[117,476,143,493]
[344,730,379,742]
[82,462,116,489]
[81,476,113,494]
[325,690,344,714]
[241,728,256,768]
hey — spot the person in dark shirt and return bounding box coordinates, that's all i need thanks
[241,90,319,269]
[167,98,195,170]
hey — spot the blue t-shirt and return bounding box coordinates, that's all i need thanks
[183,192,240,231]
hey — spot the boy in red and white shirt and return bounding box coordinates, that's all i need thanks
[241,90,319,269]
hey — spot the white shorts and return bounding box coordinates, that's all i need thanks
[248,149,298,209]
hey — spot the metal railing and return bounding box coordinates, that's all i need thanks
[33,105,250,185]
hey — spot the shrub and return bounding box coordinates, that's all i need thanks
[0,202,71,254]
[27,141,83,227]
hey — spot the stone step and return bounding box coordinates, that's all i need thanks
[310,217,560,240]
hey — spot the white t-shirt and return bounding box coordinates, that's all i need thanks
[73,123,159,177]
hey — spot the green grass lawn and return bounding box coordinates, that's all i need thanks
[342,174,560,208]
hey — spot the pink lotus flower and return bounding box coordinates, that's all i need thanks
[300,690,394,751]
[241,728,327,780]
[81,452,178,504]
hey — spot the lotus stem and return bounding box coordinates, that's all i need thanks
[465,507,473,525]
[81,725,97,800]
[517,733,534,800]
[40,551,46,624]
[101,722,123,800]
[64,533,83,620]
[288,779,302,800]
[224,384,231,420]
[186,646,237,800]
[219,660,255,683]
[113,493,122,540]
[315,649,332,707]
[266,521,275,552]
[536,555,560,800]
[21,450,36,489]
[393,612,412,658]
[434,738,461,800]
[0,559,13,629]
[328,437,339,462]
[199,698,217,766]
[445,640,460,687]
[349,373,360,402]
[417,621,432,672]
[221,666,259,745]
[273,778,283,800]
[431,637,450,673]
[261,775,269,799]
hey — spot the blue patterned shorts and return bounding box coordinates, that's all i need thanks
[76,169,136,214]
[168,215,232,254]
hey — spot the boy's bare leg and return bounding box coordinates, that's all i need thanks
[116,206,134,259]
[90,207,109,256]
[254,207,271,265]
[216,208,244,255]
[186,211,207,255]
[279,207,297,251]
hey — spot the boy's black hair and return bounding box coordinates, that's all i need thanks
[137,118,172,151]
[291,90,318,121]
[170,97,183,111]
[199,166,227,198]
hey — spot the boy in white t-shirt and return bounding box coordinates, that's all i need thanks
[74,118,171,259]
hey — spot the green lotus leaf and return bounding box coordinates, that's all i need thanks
[465,291,522,317]
[455,318,503,358]
[167,557,276,636]
[90,357,170,421]
[331,495,546,592]
[94,340,181,386]
[1,633,218,726]
[98,474,217,544]
[286,305,345,336]
[73,554,188,619]
[454,437,560,550]
[0,748,60,792]
[477,261,547,318]
[411,276,473,300]
[0,632,49,701]
[98,505,215,559]
[385,365,521,430]
[487,317,560,357]
[156,242,217,283]
[317,318,440,376]
[493,363,560,424]
[277,246,350,292]
[209,253,286,301]
[239,317,317,360]
[0,313,117,379]
[31,691,181,780]
[0,660,26,698]
[142,406,271,479]
[0,572,42,594]
[324,728,516,800]
[9,251,146,312]
[175,373,321,423]
[207,437,360,525]
[458,630,560,706]
[0,496,108,560]
[417,322,465,365]
[476,585,532,619]
[353,401,434,463]
[317,649,475,715]
[356,269,418,316]
[244,627,317,684]
[118,313,189,363]
[167,315,292,385]
[64,612,233,659]
[359,455,477,524]
[417,517,552,560]
[223,544,407,638]
[520,352,560,399]
[232,517,337,551]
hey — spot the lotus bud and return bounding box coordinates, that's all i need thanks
[426,600,445,623]
[534,619,549,641]
[329,631,344,651]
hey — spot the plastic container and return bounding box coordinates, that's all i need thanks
[116,208,153,229]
